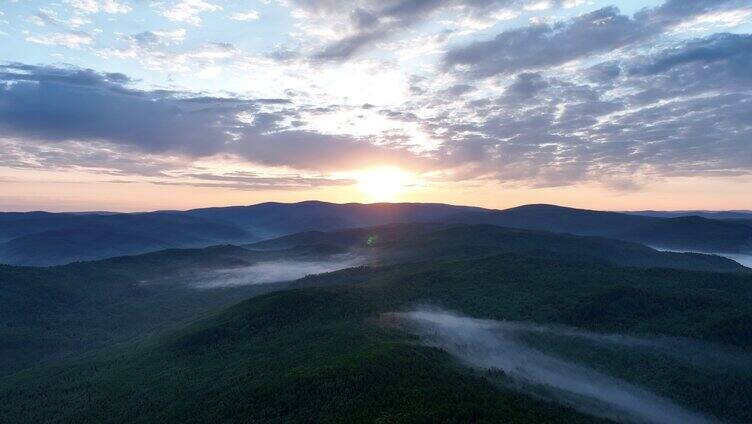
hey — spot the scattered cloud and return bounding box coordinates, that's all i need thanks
[676,7,752,31]
[396,29,752,187]
[66,0,132,14]
[162,0,222,25]
[443,0,742,78]
[96,31,235,73]
[28,8,90,28]
[294,0,582,62]
[231,10,260,21]
[4,0,752,195]
[26,30,94,48]
[0,63,426,174]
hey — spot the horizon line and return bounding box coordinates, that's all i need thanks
[2,200,751,215]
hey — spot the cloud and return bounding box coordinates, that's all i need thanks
[675,7,752,31]
[443,0,743,78]
[145,28,187,45]
[0,136,357,191]
[162,0,222,25]
[26,31,94,48]
[0,63,426,173]
[96,32,236,73]
[502,72,549,100]
[0,137,185,177]
[4,0,752,193]
[309,0,450,61]
[231,10,260,21]
[296,0,579,62]
[28,8,90,28]
[66,0,131,14]
[0,63,249,156]
[170,172,354,190]
[627,32,752,78]
[232,128,424,171]
[402,28,752,187]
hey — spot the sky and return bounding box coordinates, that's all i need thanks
[0,0,751,212]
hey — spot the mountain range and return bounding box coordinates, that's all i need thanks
[2,202,752,423]
[2,202,751,266]
[3,227,751,422]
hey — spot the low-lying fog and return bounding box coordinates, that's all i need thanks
[651,246,752,268]
[710,252,752,268]
[192,254,364,289]
[391,308,733,424]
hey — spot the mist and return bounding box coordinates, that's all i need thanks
[192,255,363,289]
[488,319,750,372]
[717,253,752,268]
[651,246,752,268]
[391,308,722,424]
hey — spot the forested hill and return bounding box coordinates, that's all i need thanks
[2,201,751,266]
[3,254,751,423]
[248,223,747,272]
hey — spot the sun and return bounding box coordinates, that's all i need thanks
[356,167,413,202]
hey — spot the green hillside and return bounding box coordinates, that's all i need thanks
[3,254,751,423]
[0,244,336,375]
[249,223,748,272]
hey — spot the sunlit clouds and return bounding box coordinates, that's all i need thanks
[1,0,751,210]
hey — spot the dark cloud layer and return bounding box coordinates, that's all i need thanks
[2,0,752,191]
[147,172,355,191]
[310,0,454,61]
[443,0,742,78]
[305,0,581,61]
[628,32,752,78]
[427,31,752,186]
[0,63,423,172]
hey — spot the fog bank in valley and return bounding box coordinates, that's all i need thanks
[392,308,722,424]
[715,253,752,268]
[192,255,363,289]
[651,246,752,268]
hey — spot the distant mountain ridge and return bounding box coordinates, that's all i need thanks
[183,201,487,238]
[454,204,752,253]
[451,204,660,236]
[0,212,254,265]
[1,201,751,266]
[625,210,752,220]
[248,223,747,272]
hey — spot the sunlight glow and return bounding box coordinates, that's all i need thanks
[356,167,414,202]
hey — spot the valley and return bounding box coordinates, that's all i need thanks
[1,203,751,423]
